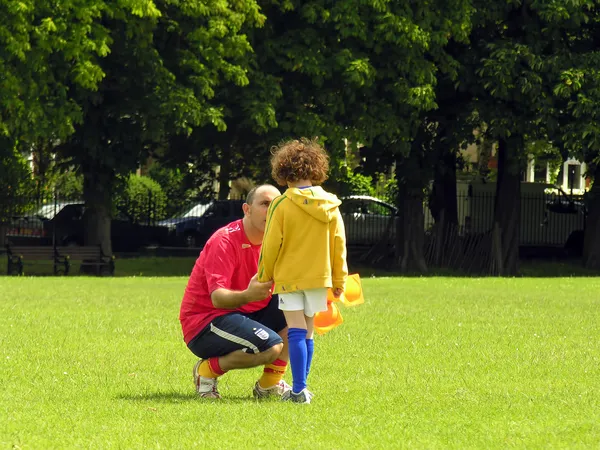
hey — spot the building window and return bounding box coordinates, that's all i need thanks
[567,164,581,191]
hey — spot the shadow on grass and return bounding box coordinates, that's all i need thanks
[116,392,261,403]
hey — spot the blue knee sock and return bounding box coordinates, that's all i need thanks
[306,338,314,378]
[287,328,308,393]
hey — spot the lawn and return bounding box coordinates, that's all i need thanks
[1,272,599,448]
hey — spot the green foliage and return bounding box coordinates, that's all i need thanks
[464,1,600,166]
[526,140,563,184]
[327,164,375,197]
[52,170,84,199]
[0,141,35,198]
[242,0,474,182]
[147,162,197,217]
[374,172,398,205]
[0,140,36,219]
[114,174,167,223]
[0,0,114,142]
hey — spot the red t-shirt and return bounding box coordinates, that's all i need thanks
[179,219,272,344]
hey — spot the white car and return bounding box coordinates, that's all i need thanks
[340,195,398,246]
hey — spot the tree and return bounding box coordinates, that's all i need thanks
[548,3,600,268]
[455,0,600,275]
[242,0,474,271]
[0,0,112,143]
[54,0,265,254]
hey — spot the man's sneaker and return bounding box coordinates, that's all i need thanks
[281,388,313,404]
[193,360,221,399]
[253,380,292,399]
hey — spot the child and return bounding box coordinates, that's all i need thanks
[258,138,348,404]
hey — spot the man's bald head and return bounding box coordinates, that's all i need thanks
[245,184,280,205]
[242,184,281,244]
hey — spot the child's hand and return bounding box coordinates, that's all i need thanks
[246,274,273,302]
[332,287,343,298]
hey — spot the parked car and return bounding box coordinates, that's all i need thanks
[339,195,398,246]
[543,188,587,256]
[5,202,76,241]
[158,199,245,247]
[43,202,170,251]
[4,202,169,251]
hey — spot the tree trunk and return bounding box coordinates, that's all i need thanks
[217,146,232,200]
[493,138,522,276]
[32,141,51,191]
[478,137,493,180]
[430,151,458,266]
[83,168,113,256]
[583,165,600,269]
[394,155,427,273]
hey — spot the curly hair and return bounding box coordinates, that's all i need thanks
[270,138,330,186]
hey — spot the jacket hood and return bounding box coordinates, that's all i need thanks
[284,186,341,223]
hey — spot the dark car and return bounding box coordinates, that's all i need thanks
[158,199,245,247]
[339,195,398,246]
[542,187,587,256]
[4,202,76,243]
[41,203,169,252]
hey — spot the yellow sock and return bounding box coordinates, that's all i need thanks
[197,359,221,378]
[258,359,287,389]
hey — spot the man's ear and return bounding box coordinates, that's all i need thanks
[242,203,250,215]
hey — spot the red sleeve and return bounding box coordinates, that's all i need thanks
[203,234,239,294]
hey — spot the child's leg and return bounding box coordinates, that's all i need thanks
[305,314,315,378]
[283,310,308,393]
[303,288,328,382]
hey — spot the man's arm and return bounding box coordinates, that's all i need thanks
[210,274,272,309]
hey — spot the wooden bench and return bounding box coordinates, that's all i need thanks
[6,245,65,275]
[55,246,115,276]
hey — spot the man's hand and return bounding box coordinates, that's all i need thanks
[332,287,343,298]
[245,274,273,302]
[211,274,273,309]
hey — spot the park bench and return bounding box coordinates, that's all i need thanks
[6,244,65,275]
[55,246,115,276]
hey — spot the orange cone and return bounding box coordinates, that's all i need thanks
[340,273,364,306]
[326,287,338,302]
[314,300,344,335]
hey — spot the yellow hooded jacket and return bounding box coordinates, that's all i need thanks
[258,186,348,294]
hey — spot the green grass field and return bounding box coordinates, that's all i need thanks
[1,268,600,448]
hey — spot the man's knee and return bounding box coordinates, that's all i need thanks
[259,342,283,364]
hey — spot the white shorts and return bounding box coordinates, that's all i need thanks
[278,288,328,317]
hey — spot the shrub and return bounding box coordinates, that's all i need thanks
[115,175,167,223]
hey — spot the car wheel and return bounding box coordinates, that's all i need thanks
[565,229,584,258]
[184,233,197,248]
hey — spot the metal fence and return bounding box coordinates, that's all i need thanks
[1,191,586,258]
[341,191,585,249]
[0,193,166,250]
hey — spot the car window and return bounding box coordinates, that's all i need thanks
[207,202,228,217]
[207,201,244,217]
[340,200,364,214]
[56,204,85,221]
[341,199,392,215]
[367,202,394,216]
[37,203,72,220]
[177,203,211,218]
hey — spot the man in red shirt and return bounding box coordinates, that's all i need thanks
[180,184,290,399]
